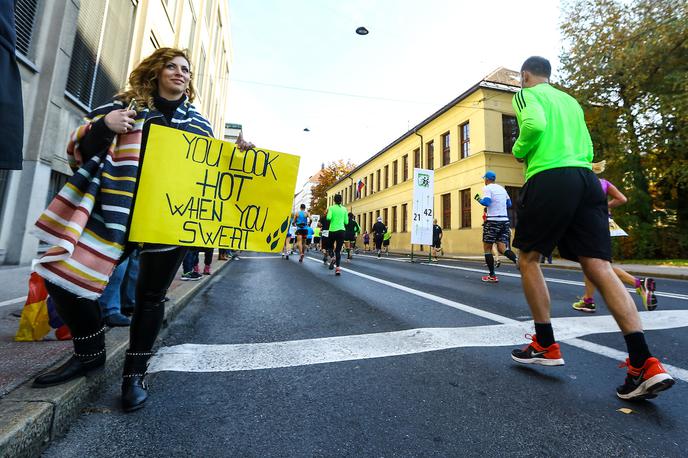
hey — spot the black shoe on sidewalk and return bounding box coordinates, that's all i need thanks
[105,313,131,327]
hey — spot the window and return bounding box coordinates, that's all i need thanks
[384,165,389,189]
[205,0,213,25]
[46,171,69,206]
[460,189,472,228]
[505,186,521,227]
[163,0,178,27]
[383,208,388,227]
[364,176,368,196]
[402,155,409,181]
[442,193,451,229]
[502,115,520,154]
[376,170,381,191]
[65,0,136,110]
[376,209,380,221]
[401,204,408,232]
[213,10,223,58]
[363,213,367,232]
[426,141,434,170]
[392,160,398,185]
[368,211,373,231]
[185,0,197,57]
[0,170,11,219]
[15,0,39,59]
[197,47,206,93]
[460,122,470,159]
[392,206,397,232]
[441,132,451,166]
[414,148,421,169]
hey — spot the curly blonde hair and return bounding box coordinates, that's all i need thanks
[116,47,196,109]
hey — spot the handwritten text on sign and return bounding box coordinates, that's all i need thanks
[129,125,300,252]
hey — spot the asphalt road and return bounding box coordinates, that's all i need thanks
[44,252,688,457]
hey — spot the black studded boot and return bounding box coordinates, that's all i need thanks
[33,326,106,387]
[121,350,154,412]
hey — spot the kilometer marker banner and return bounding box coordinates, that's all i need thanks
[129,125,300,252]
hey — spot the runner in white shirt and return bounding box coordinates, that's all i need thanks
[475,171,518,282]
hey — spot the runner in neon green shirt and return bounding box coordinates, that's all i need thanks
[512,81,593,182]
[509,56,673,401]
[326,195,348,275]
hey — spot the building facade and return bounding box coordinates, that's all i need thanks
[293,165,325,213]
[325,68,524,255]
[0,0,231,265]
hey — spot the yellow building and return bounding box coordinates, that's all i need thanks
[128,0,232,135]
[326,68,525,255]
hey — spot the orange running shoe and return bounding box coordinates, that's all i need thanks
[616,357,674,401]
[511,334,565,366]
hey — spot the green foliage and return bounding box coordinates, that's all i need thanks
[559,0,688,258]
[309,160,357,218]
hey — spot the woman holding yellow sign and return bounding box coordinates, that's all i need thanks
[30,48,246,412]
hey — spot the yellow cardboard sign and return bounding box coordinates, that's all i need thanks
[129,125,299,252]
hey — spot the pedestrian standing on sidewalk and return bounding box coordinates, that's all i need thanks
[181,249,203,281]
[363,231,370,252]
[326,194,347,275]
[509,56,673,400]
[31,48,252,412]
[98,256,132,327]
[0,0,24,171]
[474,170,518,283]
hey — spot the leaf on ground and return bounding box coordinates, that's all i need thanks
[617,408,634,415]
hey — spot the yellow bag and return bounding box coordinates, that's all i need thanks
[15,272,52,341]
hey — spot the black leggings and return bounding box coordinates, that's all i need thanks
[46,246,187,352]
[330,231,345,267]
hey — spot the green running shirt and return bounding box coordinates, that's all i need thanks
[512,83,593,182]
[326,205,348,232]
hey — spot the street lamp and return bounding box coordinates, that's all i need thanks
[355,26,369,35]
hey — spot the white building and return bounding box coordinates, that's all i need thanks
[292,165,325,213]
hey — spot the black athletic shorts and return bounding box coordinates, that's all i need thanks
[374,234,383,249]
[433,240,441,249]
[345,232,356,242]
[295,228,308,237]
[482,220,511,245]
[329,230,345,250]
[512,167,611,262]
[314,237,321,244]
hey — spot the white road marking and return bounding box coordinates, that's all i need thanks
[150,257,688,381]
[238,256,282,259]
[0,296,27,308]
[356,253,688,301]
[148,311,688,381]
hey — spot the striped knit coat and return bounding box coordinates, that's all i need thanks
[32,97,213,299]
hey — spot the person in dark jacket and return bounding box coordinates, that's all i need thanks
[0,0,24,170]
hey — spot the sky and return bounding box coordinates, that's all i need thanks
[227,0,563,191]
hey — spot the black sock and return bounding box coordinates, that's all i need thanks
[484,253,495,276]
[504,249,518,263]
[534,322,555,347]
[624,332,652,368]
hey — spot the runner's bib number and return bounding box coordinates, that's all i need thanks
[321,230,329,237]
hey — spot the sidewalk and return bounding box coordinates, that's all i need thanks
[0,255,235,458]
[393,251,688,280]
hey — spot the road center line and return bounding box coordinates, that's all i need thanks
[354,253,688,301]
[304,256,688,381]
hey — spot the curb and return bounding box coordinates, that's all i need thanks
[386,251,688,281]
[0,259,234,458]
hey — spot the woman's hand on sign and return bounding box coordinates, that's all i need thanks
[104,109,137,134]
[236,132,255,152]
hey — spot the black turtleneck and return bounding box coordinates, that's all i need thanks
[153,94,184,124]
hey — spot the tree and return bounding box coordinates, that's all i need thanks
[559,0,688,258]
[309,160,356,217]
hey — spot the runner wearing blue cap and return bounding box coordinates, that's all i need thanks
[474,170,518,282]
